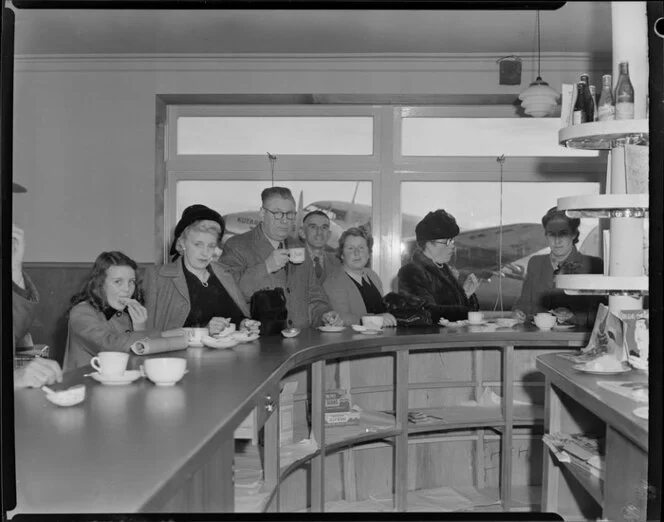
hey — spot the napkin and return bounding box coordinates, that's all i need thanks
[131,334,188,355]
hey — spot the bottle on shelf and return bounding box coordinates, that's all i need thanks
[589,85,598,122]
[597,74,615,122]
[579,74,595,122]
[614,62,635,120]
[573,82,589,125]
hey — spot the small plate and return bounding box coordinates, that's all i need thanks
[351,324,367,332]
[573,363,631,375]
[202,335,240,349]
[360,329,383,335]
[231,331,260,343]
[90,370,142,386]
[318,325,346,332]
[44,385,86,407]
[281,328,300,338]
[553,323,576,331]
[633,406,648,420]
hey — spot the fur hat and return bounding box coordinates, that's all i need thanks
[415,209,460,242]
[169,204,225,258]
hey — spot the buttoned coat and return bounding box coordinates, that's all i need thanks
[513,247,604,327]
[323,268,384,326]
[142,259,250,332]
[219,225,331,328]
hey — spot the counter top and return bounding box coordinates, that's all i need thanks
[11,326,590,515]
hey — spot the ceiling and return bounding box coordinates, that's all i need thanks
[9,2,612,56]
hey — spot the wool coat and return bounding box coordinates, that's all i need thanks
[513,247,604,327]
[219,225,331,329]
[142,259,250,332]
[323,268,385,327]
[397,249,479,323]
[12,272,38,346]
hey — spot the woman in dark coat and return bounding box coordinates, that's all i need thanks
[512,207,604,327]
[397,209,481,322]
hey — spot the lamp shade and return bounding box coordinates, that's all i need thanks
[518,77,560,117]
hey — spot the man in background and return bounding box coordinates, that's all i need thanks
[299,209,341,285]
[11,181,62,388]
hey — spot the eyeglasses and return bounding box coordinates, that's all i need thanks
[431,238,455,246]
[545,230,572,239]
[263,207,297,220]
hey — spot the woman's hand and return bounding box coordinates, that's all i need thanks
[14,358,63,389]
[512,309,527,324]
[240,318,261,333]
[126,299,148,331]
[208,317,232,335]
[550,307,575,324]
[322,311,343,326]
[380,313,398,327]
[462,273,482,298]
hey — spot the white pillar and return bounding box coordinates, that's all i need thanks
[611,2,649,119]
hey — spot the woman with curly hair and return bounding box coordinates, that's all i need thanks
[63,251,166,370]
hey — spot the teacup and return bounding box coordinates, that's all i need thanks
[288,247,305,264]
[90,352,129,376]
[361,315,384,330]
[534,313,557,330]
[184,327,209,346]
[467,311,484,325]
[144,357,187,386]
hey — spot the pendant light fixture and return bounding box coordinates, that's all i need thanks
[518,10,560,117]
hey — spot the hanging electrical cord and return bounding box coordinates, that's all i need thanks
[267,152,277,186]
[493,154,506,314]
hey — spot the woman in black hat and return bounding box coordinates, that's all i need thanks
[397,209,481,322]
[143,205,258,334]
[512,206,604,327]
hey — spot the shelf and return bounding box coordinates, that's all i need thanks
[555,275,648,296]
[559,459,604,507]
[558,194,649,219]
[559,120,649,150]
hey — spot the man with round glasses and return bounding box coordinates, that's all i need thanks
[220,186,342,331]
[397,209,481,322]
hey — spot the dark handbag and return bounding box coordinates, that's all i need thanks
[383,292,433,326]
[250,288,288,336]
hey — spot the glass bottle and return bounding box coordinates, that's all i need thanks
[580,74,595,122]
[614,62,635,120]
[589,85,598,122]
[573,82,589,125]
[597,74,615,122]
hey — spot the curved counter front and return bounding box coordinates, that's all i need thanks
[11,326,590,515]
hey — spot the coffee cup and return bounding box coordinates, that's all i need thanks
[467,312,484,325]
[361,315,384,330]
[90,352,129,376]
[183,327,209,346]
[534,313,557,330]
[288,247,305,264]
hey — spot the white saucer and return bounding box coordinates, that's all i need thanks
[633,406,648,420]
[467,321,488,326]
[202,335,240,349]
[573,363,631,375]
[231,331,260,343]
[360,329,382,335]
[553,323,576,331]
[318,325,346,332]
[351,324,367,332]
[90,370,142,386]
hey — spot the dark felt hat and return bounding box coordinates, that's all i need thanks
[12,182,27,193]
[169,204,225,258]
[541,206,580,232]
[415,209,460,242]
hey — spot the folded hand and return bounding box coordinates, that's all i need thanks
[14,358,63,389]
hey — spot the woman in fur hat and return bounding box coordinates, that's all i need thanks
[397,209,481,323]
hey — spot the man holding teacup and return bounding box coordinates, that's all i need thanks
[220,187,342,330]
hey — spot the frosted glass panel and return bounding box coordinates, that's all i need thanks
[177,117,374,155]
[176,180,372,248]
[400,181,601,310]
[401,118,599,157]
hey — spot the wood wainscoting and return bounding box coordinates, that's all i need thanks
[23,262,153,365]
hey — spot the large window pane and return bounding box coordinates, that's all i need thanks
[401,118,598,157]
[176,180,372,249]
[400,182,601,310]
[177,117,374,155]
